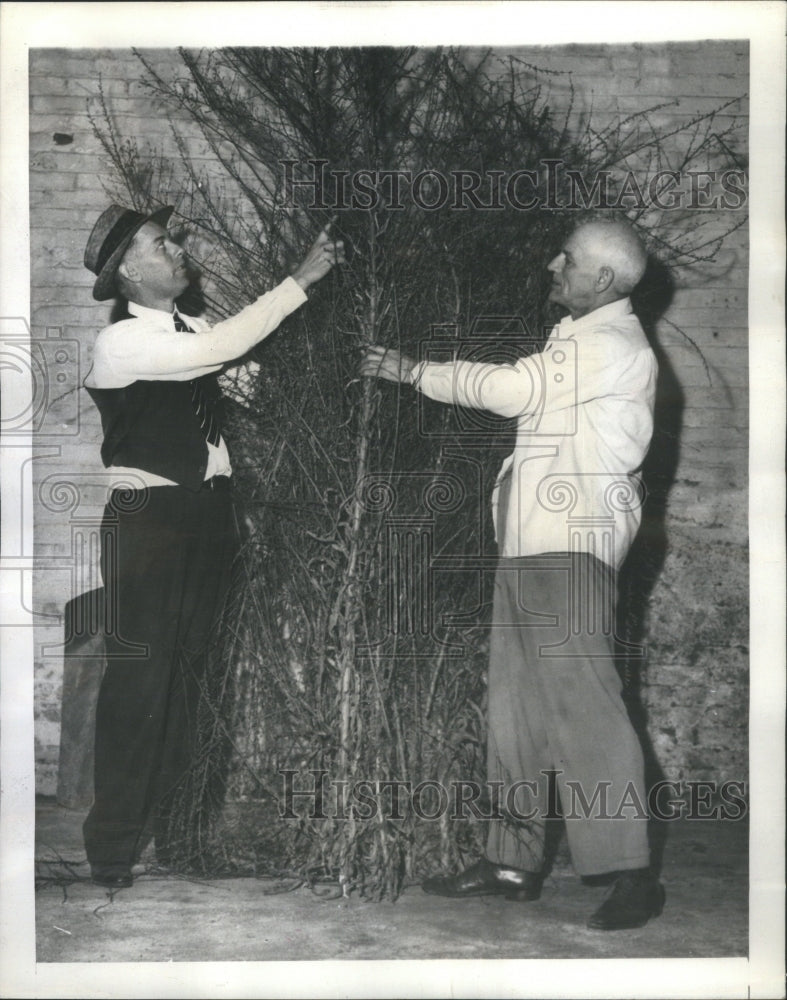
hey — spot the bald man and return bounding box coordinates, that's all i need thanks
[361,218,664,930]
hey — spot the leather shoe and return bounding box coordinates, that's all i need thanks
[422,858,542,901]
[91,866,133,889]
[586,870,665,930]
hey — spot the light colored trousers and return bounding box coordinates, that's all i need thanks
[485,553,651,876]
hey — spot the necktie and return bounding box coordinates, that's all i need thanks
[173,310,221,447]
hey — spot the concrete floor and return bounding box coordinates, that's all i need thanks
[33,796,749,967]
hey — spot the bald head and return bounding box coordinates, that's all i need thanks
[573,219,647,295]
[547,218,647,319]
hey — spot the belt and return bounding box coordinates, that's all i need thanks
[201,475,231,492]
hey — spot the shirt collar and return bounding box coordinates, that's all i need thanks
[555,296,633,336]
[126,300,180,325]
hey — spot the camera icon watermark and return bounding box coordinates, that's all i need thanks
[2,319,85,633]
[416,315,577,440]
[2,320,147,657]
[1,318,81,437]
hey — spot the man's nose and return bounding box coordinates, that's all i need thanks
[547,254,563,273]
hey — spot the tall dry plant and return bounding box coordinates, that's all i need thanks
[90,46,746,898]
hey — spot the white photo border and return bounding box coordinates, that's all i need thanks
[1,3,784,998]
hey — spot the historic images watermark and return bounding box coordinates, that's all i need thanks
[279,768,748,823]
[282,159,748,213]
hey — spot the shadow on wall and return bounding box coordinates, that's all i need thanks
[620,255,683,874]
[625,255,683,636]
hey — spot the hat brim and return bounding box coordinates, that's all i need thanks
[92,205,175,301]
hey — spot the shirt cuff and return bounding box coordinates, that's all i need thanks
[409,360,426,389]
[279,274,309,307]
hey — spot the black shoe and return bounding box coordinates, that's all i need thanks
[91,866,133,889]
[422,858,542,901]
[586,870,665,930]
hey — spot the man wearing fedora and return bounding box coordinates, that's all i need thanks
[82,203,343,888]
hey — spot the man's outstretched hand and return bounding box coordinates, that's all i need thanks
[291,218,346,291]
[360,346,417,385]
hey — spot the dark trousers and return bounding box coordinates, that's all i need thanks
[83,483,238,869]
[485,553,650,876]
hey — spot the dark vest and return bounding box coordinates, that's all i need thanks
[87,375,224,492]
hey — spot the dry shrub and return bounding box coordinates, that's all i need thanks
[91,46,746,897]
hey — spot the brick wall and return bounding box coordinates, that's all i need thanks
[29,49,191,791]
[29,42,749,792]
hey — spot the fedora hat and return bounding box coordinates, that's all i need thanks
[84,203,175,301]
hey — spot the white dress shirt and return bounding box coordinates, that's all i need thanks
[410,297,658,569]
[84,276,307,488]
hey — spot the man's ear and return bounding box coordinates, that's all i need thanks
[118,258,140,284]
[597,265,614,293]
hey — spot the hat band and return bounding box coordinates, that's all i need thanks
[95,210,147,274]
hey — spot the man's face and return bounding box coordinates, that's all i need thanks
[546,228,603,320]
[122,221,189,301]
